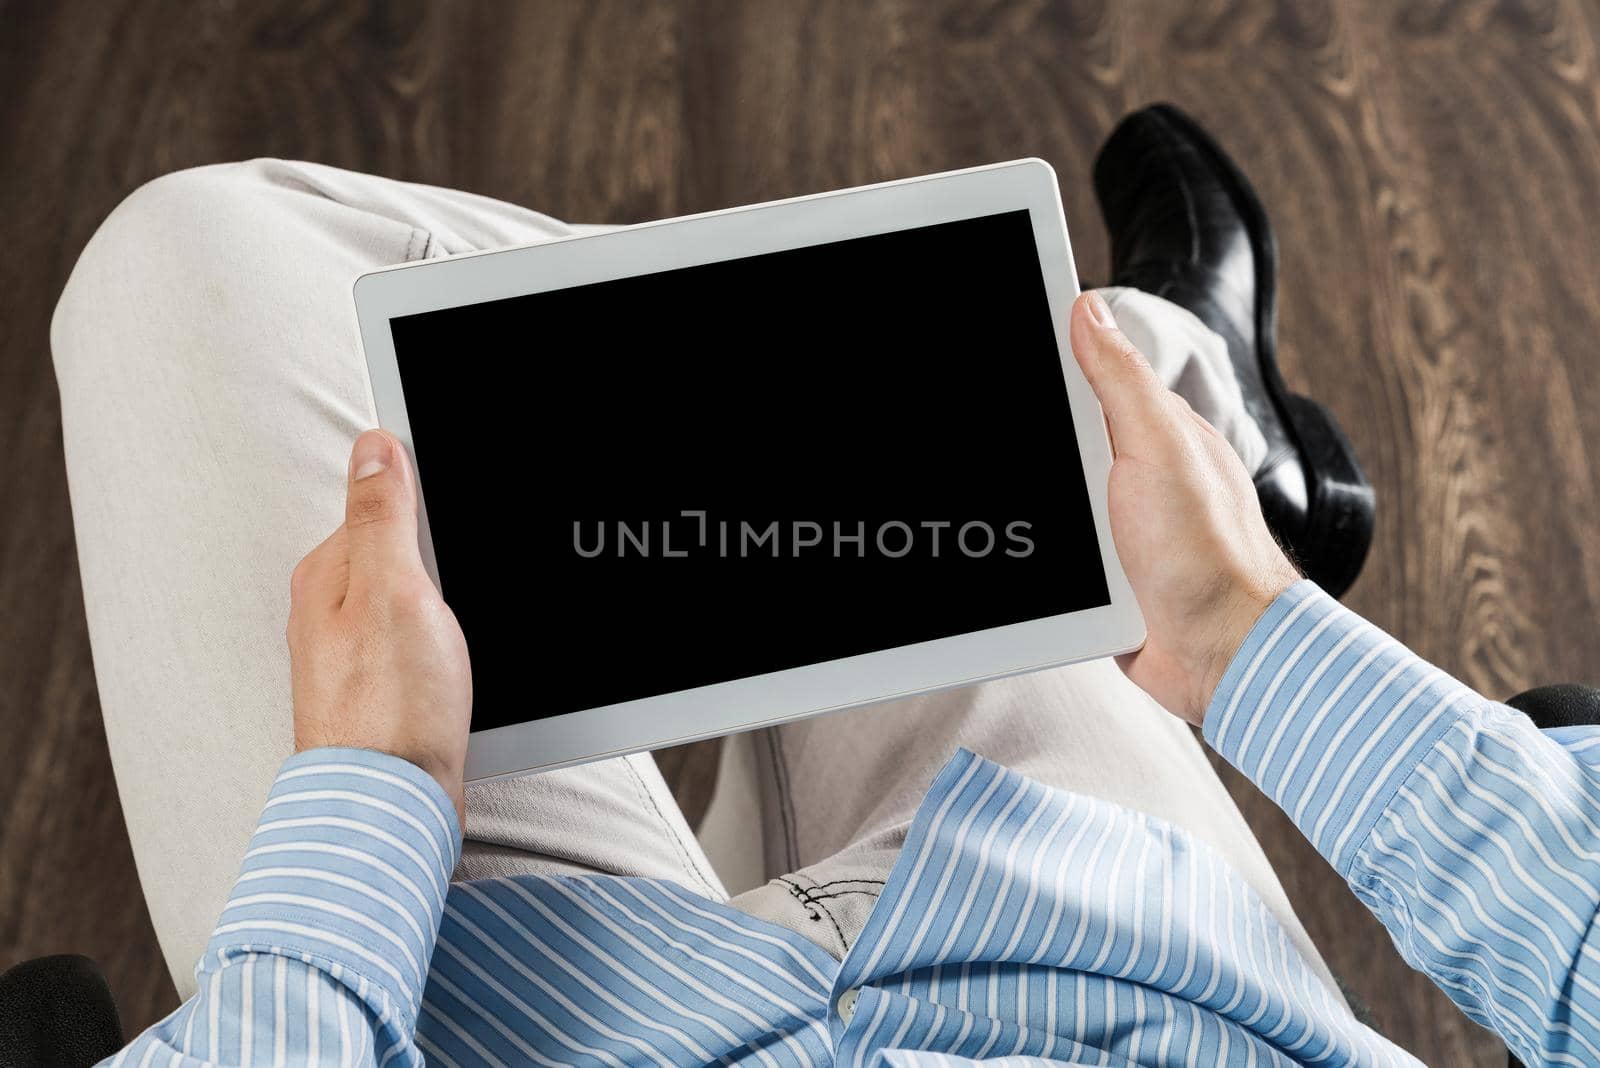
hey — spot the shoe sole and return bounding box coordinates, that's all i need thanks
[1143,104,1375,598]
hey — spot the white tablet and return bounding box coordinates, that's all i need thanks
[354,158,1144,782]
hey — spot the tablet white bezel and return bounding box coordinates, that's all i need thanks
[354,158,1144,783]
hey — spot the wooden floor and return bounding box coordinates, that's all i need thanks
[7,1,1600,1060]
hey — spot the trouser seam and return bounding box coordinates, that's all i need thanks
[798,872,866,953]
[765,729,801,872]
[404,226,428,262]
[777,875,847,950]
[803,878,886,891]
[800,888,880,905]
[624,757,721,900]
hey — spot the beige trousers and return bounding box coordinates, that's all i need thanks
[52,159,1326,998]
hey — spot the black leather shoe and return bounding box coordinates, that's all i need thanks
[1092,103,1375,597]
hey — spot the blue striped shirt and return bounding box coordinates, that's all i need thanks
[103,582,1600,1065]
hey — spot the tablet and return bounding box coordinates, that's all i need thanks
[354,159,1144,782]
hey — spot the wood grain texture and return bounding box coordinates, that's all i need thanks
[6,0,1600,1059]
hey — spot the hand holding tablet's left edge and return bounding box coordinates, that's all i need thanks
[287,429,472,829]
[1070,292,1300,727]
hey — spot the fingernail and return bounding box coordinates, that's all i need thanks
[351,431,393,481]
[1087,291,1117,329]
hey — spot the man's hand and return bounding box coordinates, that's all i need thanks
[288,429,472,826]
[1071,291,1301,725]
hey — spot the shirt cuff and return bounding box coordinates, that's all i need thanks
[1202,580,1477,877]
[202,747,462,1028]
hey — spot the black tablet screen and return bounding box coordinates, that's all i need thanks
[388,208,1110,731]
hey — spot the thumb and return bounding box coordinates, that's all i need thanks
[1069,292,1167,452]
[344,429,423,590]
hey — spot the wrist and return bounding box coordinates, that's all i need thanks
[293,731,466,832]
[1194,562,1299,723]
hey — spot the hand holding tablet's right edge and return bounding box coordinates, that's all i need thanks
[1069,292,1300,727]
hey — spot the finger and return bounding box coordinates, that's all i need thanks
[343,429,424,593]
[1069,292,1168,450]
[289,525,350,619]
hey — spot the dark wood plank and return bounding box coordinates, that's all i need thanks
[0,0,185,1034]
[10,2,1600,1060]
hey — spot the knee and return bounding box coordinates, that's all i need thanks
[50,161,279,385]
[60,160,272,286]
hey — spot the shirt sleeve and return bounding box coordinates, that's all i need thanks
[1204,580,1600,1065]
[99,747,461,1067]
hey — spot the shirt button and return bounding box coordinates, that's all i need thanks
[836,988,859,1023]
